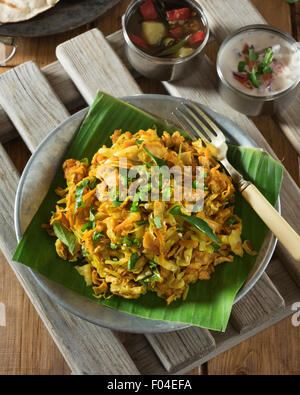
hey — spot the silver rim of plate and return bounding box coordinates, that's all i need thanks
[14,94,279,333]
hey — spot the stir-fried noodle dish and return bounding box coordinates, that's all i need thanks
[48,128,256,304]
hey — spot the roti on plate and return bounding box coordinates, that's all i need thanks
[0,0,60,23]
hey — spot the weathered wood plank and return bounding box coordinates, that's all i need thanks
[145,328,216,373]
[200,0,265,40]
[43,61,86,113]
[122,334,167,375]
[0,61,69,153]
[230,273,285,333]
[56,28,141,105]
[0,31,132,146]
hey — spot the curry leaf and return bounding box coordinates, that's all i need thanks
[128,253,140,270]
[53,221,77,255]
[170,206,220,243]
[142,146,167,167]
[238,61,247,72]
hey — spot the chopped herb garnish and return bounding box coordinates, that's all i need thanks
[89,209,96,229]
[81,245,87,257]
[133,238,142,248]
[130,192,140,212]
[122,237,133,247]
[227,217,236,226]
[238,61,247,72]
[81,221,93,232]
[137,220,148,226]
[249,67,260,88]
[154,215,163,229]
[162,186,172,200]
[212,243,220,252]
[192,180,203,189]
[88,177,100,190]
[248,45,259,62]
[110,243,118,250]
[109,187,119,202]
[148,260,157,269]
[128,252,140,270]
[140,267,161,285]
[235,45,274,89]
[262,47,274,65]
[130,201,139,212]
[92,231,104,244]
[112,200,122,207]
[139,183,151,193]
[142,146,167,167]
[74,179,89,212]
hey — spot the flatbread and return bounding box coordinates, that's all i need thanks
[0,0,60,23]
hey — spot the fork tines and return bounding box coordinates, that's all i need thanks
[172,100,224,144]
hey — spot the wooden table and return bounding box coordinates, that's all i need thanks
[0,0,299,375]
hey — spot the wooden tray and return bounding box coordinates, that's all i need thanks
[0,0,299,375]
[0,0,121,37]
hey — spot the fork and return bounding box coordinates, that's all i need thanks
[173,100,300,262]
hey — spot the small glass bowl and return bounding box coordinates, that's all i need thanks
[216,24,300,116]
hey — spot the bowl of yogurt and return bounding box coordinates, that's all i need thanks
[216,24,300,116]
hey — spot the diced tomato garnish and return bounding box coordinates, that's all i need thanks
[242,43,249,54]
[189,31,205,45]
[233,72,253,89]
[129,34,148,50]
[170,27,182,38]
[262,73,273,82]
[139,0,158,20]
[166,7,190,21]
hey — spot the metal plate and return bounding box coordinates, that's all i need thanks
[14,94,278,333]
[0,0,121,38]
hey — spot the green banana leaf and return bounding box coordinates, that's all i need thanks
[13,92,283,331]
